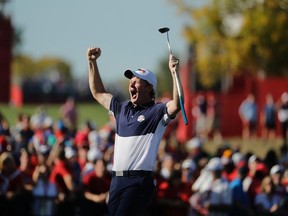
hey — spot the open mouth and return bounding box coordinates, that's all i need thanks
[130,88,138,99]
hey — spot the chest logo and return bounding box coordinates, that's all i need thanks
[137,115,145,122]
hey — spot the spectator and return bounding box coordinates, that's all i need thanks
[30,105,50,131]
[49,145,77,216]
[192,94,208,139]
[80,158,110,216]
[261,93,277,142]
[181,158,197,186]
[254,176,282,216]
[247,162,269,208]
[206,93,222,142]
[229,163,252,216]
[0,151,30,215]
[159,153,176,180]
[31,164,58,216]
[77,143,89,171]
[239,93,258,140]
[0,167,8,213]
[12,113,34,154]
[189,157,228,216]
[65,146,81,190]
[270,164,286,196]
[74,120,95,149]
[155,170,190,216]
[243,155,260,192]
[0,135,8,155]
[186,137,209,169]
[279,169,288,215]
[36,144,51,166]
[59,97,78,136]
[82,147,103,178]
[221,150,238,182]
[18,148,34,192]
[204,157,232,216]
[277,92,288,146]
[0,111,11,137]
[53,120,70,144]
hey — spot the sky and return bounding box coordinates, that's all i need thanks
[6,0,201,83]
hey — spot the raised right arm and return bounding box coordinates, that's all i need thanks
[87,47,113,110]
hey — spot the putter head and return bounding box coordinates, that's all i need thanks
[158,27,170,34]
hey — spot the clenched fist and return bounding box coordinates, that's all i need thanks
[87,47,101,61]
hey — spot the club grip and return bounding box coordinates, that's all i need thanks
[173,69,188,126]
[179,97,188,125]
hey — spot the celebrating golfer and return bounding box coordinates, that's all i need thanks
[87,46,183,216]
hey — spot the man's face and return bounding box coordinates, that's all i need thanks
[129,76,152,105]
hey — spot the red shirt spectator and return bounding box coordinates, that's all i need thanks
[155,170,190,216]
[81,158,110,216]
[49,146,76,216]
[50,159,73,194]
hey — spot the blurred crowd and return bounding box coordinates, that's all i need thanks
[238,92,288,144]
[192,91,288,146]
[0,96,288,216]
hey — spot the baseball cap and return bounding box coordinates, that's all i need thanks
[182,159,196,171]
[205,157,224,171]
[270,164,282,175]
[186,137,203,149]
[65,147,77,159]
[87,148,103,162]
[248,155,258,164]
[124,68,157,91]
[232,152,244,165]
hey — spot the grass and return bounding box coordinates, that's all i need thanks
[0,103,109,128]
[202,137,284,160]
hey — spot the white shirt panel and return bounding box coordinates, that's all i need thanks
[112,119,166,171]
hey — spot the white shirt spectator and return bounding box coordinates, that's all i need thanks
[209,177,232,216]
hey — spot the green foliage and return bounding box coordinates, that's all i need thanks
[12,55,35,77]
[173,0,288,87]
[12,54,72,80]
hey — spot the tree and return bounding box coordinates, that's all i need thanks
[172,0,288,87]
[12,54,73,81]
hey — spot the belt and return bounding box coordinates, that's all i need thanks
[112,170,153,177]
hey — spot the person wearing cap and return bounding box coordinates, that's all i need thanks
[189,157,232,216]
[87,46,183,216]
[81,157,111,216]
[277,92,288,146]
[270,164,286,197]
[205,157,232,216]
[49,146,77,216]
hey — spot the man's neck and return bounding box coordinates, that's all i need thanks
[132,100,155,108]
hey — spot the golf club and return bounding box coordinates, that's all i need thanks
[158,27,172,55]
[158,27,188,125]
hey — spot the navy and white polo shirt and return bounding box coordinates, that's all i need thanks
[109,96,171,172]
